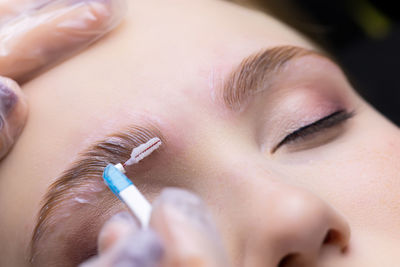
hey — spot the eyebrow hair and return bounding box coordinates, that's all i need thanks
[29,124,164,262]
[222,45,325,111]
[28,45,327,262]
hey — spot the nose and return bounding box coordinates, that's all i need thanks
[243,185,350,267]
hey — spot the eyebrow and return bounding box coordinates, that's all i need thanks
[29,45,327,261]
[30,124,164,261]
[222,45,327,111]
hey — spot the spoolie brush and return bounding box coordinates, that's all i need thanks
[103,137,162,227]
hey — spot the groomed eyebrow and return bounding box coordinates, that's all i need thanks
[222,45,328,111]
[30,124,164,261]
[28,45,328,261]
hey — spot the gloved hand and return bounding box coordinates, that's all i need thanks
[0,76,27,160]
[0,0,126,82]
[80,188,230,267]
[0,0,127,160]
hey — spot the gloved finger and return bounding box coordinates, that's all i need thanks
[0,0,49,25]
[80,212,164,267]
[150,188,230,267]
[0,0,127,83]
[0,76,28,160]
[97,212,141,254]
[80,189,229,267]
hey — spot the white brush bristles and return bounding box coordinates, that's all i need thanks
[124,137,162,166]
[114,163,126,173]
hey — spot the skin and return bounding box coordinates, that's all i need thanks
[1,0,400,266]
[0,0,124,160]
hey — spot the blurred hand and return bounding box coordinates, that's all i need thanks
[81,188,230,267]
[0,76,27,159]
[0,0,127,82]
[0,0,127,160]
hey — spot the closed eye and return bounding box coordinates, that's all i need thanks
[273,110,354,153]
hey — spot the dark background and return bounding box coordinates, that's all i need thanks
[262,0,400,125]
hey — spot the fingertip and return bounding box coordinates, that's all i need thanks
[97,212,139,254]
[152,188,216,234]
[110,229,164,267]
[149,188,230,266]
[0,76,28,159]
[93,228,164,267]
[59,0,127,33]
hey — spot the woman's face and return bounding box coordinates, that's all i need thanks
[1,0,400,266]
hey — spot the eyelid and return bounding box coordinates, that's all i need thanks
[272,110,354,153]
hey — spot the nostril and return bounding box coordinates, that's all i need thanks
[323,229,347,252]
[277,230,347,267]
[278,253,299,267]
[323,229,338,244]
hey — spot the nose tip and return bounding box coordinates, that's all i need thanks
[269,189,350,267]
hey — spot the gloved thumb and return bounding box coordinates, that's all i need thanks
[0,76,28,160]
[150,188,230,267]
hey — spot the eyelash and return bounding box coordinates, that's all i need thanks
[273,110,354,152]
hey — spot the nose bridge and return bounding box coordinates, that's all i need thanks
[231,171,351,267]
[183,140,350,266]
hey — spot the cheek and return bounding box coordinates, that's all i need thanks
[334,110,400,231]
[328,133,400,232]
[279,107,400,232]
[342,130,400,228]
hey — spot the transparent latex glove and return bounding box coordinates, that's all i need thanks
[0,0,49,25]
[0,0,126,160]
[0,76,27,160]
[0,0,127,82]
[80,188,230,267]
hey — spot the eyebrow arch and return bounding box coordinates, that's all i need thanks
[222,45,328,111]
[29,124,164,262]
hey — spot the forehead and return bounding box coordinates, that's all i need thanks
[0,1,316,263]
[22,1,315,128]
[70,0,314,114]
[128,1,313,73]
